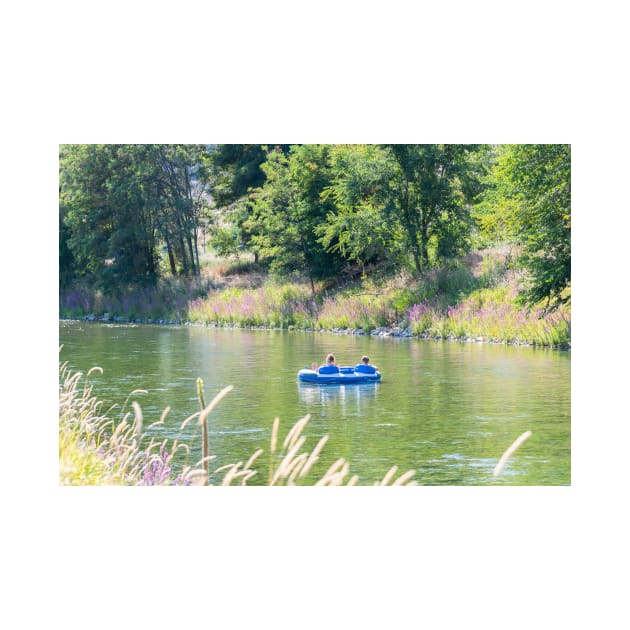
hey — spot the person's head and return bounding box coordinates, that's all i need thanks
[361,356,370,365]
[326,353,335,364]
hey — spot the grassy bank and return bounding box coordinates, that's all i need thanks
[59,360,417,486]
[59,276,214,323]
[406,285,570,347]
[59,249,571,348]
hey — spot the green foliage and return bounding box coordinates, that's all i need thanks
[209,224,241,258]
[239,144,490,282]
[248,145,344,283]
[209,144,291,208]
[384,144,490,273]
[59,203,75,288]
[391,288,418,313]
[59,144,569,319]
[473,144,571,307]
[209,144,267,208]
[316,145,403,271]
[473,146,521,244]
[509,144,571,307]
[59,144,213,288]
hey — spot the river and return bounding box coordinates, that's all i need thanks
[59,320,571,485]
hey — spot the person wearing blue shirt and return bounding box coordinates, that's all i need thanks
[355,355,377,374]
[318,353,340,374]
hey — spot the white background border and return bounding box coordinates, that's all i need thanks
[5,1,627,628]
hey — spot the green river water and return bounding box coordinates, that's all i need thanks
[59,320,571,485]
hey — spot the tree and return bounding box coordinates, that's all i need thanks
[209,223,241,259]
[152,144,212,277]
[316,144,403,274]
[477,144,571,307]
[384,144,487,274]
[208,144,292,262]
[248,145,343,293]
[59,191,75,288]
[60,144,159,288]
[59,144,212,288]
[209,144,288,208]
[472,145,520,245]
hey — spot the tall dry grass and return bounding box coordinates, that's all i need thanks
[493,431,533,478]
[59,361,417,486]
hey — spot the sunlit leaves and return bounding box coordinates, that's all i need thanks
[474,144,571,307]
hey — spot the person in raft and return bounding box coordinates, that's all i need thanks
[355,355,377,374]
[318,353,340,374]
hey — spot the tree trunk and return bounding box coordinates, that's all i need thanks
[174,213,189,275]
[194,228,201,275]
[411,242,422,275]
[165,237,177,275]
[178,233,189,276]
[185,231,197,276]
[420,221,429,271]
[400,181,422,275]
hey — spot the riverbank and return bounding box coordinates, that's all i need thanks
[59,315,570,350]
[59,250,571,349]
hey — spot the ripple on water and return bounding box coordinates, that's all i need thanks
[210,428,265,436]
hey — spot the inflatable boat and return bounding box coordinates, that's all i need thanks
[297,365,382,384]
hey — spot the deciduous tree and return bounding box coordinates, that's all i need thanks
[475,144,571,307]
[316,144,402,274]
[384,144,486,273]
[248,145,342,293]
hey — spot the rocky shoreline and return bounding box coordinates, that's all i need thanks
[60,314,570,349]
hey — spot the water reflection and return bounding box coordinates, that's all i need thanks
[298,382,380,411]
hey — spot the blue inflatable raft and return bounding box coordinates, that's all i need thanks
[298,365,382,384]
